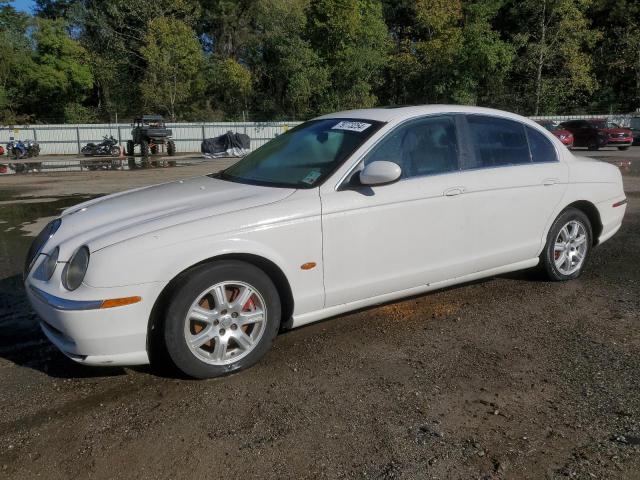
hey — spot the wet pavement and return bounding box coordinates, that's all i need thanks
[0,150,639,479]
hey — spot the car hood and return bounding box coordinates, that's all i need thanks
[55,175,295,253]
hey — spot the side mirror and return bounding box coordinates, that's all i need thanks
[359,161,402,186]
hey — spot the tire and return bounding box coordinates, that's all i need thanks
[140,140,149,156]
[163,261,281,379]
[618,146,630,151]
[126,140,135,156]
[167,140,176,156]
[540,208,592,281]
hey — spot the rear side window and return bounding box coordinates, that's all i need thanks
[526,126,557,163]
[466,115,530,168]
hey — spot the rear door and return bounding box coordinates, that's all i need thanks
[453,115,568,272]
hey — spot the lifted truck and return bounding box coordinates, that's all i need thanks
[126,115,176,156]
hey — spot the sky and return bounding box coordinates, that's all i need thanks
[9,0,35,13]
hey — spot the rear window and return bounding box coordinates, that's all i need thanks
[466,115,530,168]
[526,127,557,163]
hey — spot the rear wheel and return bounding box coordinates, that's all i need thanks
[167,140,176,156]
[126,140,135,156]
[163,261,281,378]
[140,140,149,156]
[618,146,630,151]
[540,208,592,281]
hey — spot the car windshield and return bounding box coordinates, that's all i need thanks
[217,118,383,188]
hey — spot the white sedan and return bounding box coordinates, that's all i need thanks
[25,106,627,378]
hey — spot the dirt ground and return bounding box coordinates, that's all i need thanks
[0,149,639,479]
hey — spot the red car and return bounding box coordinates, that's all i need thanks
[0,145,4,156]
[536,120,574,147]
[559,119,633,150]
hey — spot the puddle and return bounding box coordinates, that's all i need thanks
[0,195,93,278]
[0,195,95,369]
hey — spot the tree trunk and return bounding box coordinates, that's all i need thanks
[534,0,547,116]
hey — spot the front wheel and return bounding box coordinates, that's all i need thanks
[162,261,281,378]
[540,208,592,281]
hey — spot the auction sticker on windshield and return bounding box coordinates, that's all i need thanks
[331,121,372,133]
[301,170,322,185]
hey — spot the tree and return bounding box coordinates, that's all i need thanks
[208,57,252,119]
[139,17,205,120]
[589,0,640,111]
[307,0,390,111]
[247,0,328,119]
[505,0,600,115]
[22,18,94,122]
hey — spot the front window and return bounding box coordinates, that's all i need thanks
[218,118,383,188]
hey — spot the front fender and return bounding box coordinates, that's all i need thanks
[83,191,324,316]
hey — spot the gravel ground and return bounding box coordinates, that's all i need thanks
[0,149,639,479]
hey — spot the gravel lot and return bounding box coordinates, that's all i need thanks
[0,148,639,479]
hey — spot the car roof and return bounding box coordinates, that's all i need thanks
[314,104,536,125]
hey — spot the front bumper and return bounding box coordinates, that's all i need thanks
[26,283,156,366]
[605,138,632,146]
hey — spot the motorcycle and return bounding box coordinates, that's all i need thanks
[6,139,40,159]
[6,139,41,173]
[81,135,121,157]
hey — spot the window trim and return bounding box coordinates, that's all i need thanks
[335,113,464,190]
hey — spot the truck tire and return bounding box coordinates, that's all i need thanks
[167,140,176,156]
[140,140,149,156]
[126,140,135,156]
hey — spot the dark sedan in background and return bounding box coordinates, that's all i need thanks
[559,119,633,150]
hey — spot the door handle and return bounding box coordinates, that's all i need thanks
[444,186,465,196]
[543,178,559,186]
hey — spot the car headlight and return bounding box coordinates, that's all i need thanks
[42,246,59,280]
[62,246,90,291]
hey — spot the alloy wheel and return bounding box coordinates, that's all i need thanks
[553,220,588,275]
[184,281,267,365]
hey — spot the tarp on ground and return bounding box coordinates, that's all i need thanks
[201,131,250,158]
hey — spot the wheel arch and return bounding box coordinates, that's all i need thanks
[564,200,603,245]
[146,253,294,364]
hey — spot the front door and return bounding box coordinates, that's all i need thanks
[320,114,475,307]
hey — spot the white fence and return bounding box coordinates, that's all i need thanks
[0,121,303,155]
[530,113,633,126]
[1,114,635,156]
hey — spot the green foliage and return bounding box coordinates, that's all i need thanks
[0,0,638,122]
[139,17,205,120]
[307,0,390,111]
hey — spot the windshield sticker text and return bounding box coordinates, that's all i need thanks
[331,121,372,133]
[301,170,322,185]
